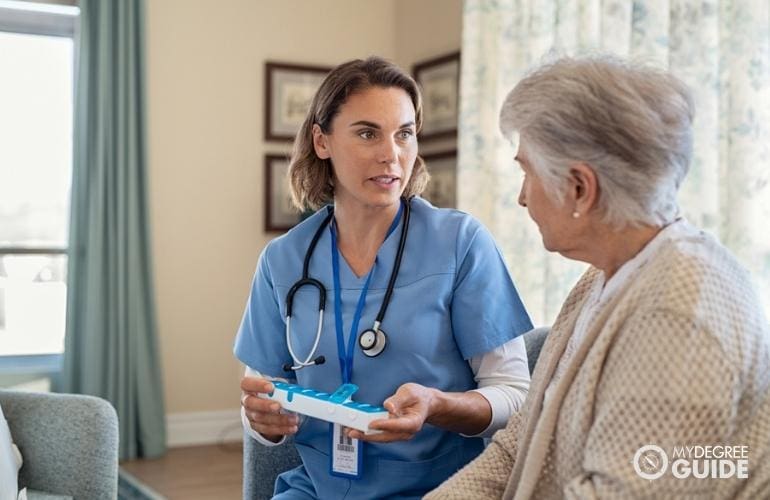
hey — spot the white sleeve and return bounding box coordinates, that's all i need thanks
[241,366,291,447]
[464,336,530,438]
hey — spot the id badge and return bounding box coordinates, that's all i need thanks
[330,423,363,479]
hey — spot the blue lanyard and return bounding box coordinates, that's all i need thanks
[330,202,403,384]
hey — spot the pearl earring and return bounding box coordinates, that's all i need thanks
[572,211,580,219]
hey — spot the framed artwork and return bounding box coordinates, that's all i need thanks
[265,62,332,142]
[413,51,460,140]
[264,154,300,232]
[421,150,457,208]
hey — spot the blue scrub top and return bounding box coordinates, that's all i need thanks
[234,197,532,499]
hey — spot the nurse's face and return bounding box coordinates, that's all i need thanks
[313,86,418,210]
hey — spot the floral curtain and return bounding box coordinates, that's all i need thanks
[459,0,770,326]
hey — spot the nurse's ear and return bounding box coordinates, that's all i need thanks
[312,124,331,160]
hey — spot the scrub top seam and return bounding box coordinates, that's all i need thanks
[452,225,485,291]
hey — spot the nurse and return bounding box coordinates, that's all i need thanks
[235,56,533,500]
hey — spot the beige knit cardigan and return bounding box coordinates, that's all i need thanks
[427,224,770,499]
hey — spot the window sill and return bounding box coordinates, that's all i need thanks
[0,353,62,375]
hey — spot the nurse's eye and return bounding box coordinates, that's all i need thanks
[397,129,414,141]
[357,129,376,140]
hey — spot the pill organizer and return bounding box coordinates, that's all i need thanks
[261,382,388,434]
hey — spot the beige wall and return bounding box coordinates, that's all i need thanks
[396,0,463,155]
[395,0,463,68]
[146,0,462,415]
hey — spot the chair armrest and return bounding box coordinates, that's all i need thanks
[0,390,118,499]
[522,326,550,374]
[243,432,301,500]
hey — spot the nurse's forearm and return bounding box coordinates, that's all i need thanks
[426,389,492,435]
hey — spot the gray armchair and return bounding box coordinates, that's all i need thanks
[243,434,301,500]
[523,326,549,374]
[243,326,550,499]
[0,390,119,500]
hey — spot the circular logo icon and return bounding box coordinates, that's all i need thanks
[633,445,668,480]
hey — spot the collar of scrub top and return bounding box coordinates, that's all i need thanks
[330,198,406,384]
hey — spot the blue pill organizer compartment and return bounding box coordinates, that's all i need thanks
[263,382,389,434]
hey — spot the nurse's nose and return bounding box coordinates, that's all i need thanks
[377,137,398,164]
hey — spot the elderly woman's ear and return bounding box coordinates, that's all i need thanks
[569,163,598,217]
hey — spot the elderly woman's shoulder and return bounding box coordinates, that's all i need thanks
[662,223,755,293]
[644,222,768,342]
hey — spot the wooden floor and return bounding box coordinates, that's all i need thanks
[121,443,243,499]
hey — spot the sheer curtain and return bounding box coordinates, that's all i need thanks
[459,0,770,326]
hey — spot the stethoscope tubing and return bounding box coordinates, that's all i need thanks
[285,312,324,370]
[374,197,411,328]
[285,209,334,317]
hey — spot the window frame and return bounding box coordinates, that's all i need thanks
[0,1,76,38]
[0,1,78,380]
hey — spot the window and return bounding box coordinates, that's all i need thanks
[0,0,78,372]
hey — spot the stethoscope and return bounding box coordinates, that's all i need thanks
[282,198,411,372]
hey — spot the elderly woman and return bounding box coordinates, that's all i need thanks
[427,56,770,499]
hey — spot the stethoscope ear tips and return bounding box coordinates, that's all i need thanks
[359,328,387,357]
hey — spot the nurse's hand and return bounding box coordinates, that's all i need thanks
[240,376,299,442]
[347,383,435,443]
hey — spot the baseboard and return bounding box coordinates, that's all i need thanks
[166,409,242,448]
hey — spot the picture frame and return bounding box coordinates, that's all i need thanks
[413,51,461,140]
[265,62,332,142]
[421,150,457,209]
[264,154,301,232]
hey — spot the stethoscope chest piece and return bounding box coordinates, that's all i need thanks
[358,328,388,357]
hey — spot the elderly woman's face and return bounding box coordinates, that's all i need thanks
[516,141,576,253]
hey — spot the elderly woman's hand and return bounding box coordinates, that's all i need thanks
[346,382,436,443]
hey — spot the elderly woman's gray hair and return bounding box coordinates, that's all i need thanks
[499,55,695,228]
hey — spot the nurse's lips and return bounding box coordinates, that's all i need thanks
[369,175,400,189]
